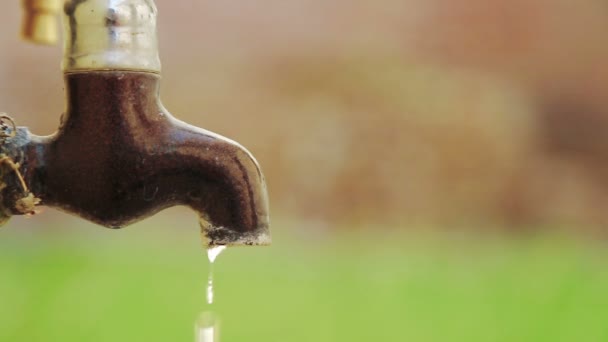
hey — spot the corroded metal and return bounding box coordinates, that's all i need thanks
[0,115,40,224]
[11,72,270,246]
[63,0,161,72]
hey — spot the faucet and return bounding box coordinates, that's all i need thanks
[2,0,270,246]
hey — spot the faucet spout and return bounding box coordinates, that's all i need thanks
[14,72,270,246]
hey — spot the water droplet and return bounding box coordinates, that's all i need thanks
[207,246,226,264]
[206,245,226,305]
[196,247,227,341]
[195,311,220,342]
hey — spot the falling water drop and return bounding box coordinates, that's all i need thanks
[196,245,227,342]
[206,245,226,305]
[195,311,220,342]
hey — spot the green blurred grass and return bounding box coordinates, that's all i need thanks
[2,217,608,341]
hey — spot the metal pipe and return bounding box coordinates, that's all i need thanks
[63,0,161,72]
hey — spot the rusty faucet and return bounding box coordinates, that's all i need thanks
[1,0,270,246]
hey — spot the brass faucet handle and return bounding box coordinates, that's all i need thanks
[22,0,62,45]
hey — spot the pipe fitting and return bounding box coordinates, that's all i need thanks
[63,0,161,72]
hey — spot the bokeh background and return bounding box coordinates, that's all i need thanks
[2,1,608,341]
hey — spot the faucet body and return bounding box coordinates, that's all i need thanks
[2,0,270,246]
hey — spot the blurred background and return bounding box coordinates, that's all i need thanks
[2,0,608,341]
